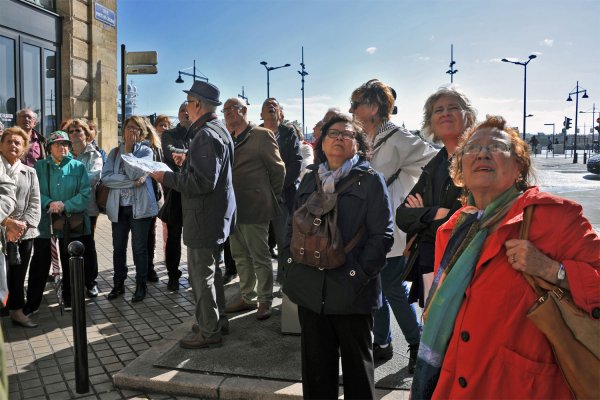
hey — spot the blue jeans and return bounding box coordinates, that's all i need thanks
[373,256,421,346]
[112,206,153,284]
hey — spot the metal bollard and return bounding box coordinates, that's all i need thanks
[68,241,89,394]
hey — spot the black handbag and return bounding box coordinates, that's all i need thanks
[158,188,182,225]
[51,212,85,235]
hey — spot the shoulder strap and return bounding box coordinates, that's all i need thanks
[386,166,402,187]
[520,206,545,296]
[373,127,400,151]
[334,173,363,194]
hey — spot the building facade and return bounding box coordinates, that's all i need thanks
[0,0,118,150]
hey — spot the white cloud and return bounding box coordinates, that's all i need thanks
[489,58,504,63]
[533,51,543,56]
[366,47,377,55]
[541,38,554,47]
[429,34,435,41]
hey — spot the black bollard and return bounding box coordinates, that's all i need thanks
[68,241,89,394]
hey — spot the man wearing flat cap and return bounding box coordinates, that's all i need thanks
[151,81,236,349]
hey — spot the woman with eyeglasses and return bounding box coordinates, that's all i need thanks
[349,79,436,371]
[101,116,158,303]
[411,115,600,399]
[397,87,477,311]
[283,113,394,399]
[65,118,103,298]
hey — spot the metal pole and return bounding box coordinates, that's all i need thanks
[266,69,270,98]
[450,44,454,83]
[523,63,527,141]
[193,59,196,82]
[69,241,89,394]
[574,81,579,163]
[121,44,126,127]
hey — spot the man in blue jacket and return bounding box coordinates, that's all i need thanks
[151,81,236,349]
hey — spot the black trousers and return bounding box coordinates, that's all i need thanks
[25,234,97,312]
[147,216,157,272]
[6,239,33,310]
[165,222,182,278]
[297,305,375,400]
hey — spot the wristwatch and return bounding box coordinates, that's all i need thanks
[557,262,566,282]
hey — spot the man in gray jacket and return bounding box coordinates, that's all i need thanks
[151,81,236,349]
[222,97,285,320]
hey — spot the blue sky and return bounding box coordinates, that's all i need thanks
[117,0,599,138]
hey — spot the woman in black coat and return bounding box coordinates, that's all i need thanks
[283,114,394,399]
[396,87,476,307]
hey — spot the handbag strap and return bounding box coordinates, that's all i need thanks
[519,206,546,297]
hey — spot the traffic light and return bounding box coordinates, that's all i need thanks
[564,117,572,130]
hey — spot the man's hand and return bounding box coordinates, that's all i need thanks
[150,171,165,184]
[172,153,186,166]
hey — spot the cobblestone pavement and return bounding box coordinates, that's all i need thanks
[2,218,198,399]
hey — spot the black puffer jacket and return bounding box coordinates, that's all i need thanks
[282,159,394,315]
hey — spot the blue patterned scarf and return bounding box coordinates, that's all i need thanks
[317,154,359,193]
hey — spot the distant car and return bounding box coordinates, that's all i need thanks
[587,153,600,174]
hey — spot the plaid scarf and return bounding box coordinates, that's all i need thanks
[411,186,520,399]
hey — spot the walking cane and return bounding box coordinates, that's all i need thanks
[49,214,64,315]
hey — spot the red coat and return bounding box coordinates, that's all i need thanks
[432,187,600,399]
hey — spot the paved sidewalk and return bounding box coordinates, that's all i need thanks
[3,217,198,399]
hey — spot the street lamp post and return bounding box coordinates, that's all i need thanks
[298,46,309,136]
[238,86,249,105]
[544,123,555,158]
[446,44,458,83]
[501,54,537,140]
[175,59,208,84]
[579,103,596,154]
[260,61,291,98]
[566,81,589,163]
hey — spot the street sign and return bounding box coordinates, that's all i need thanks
[126,51,158,66]
[126,65,158,75]
[94,2,116,28]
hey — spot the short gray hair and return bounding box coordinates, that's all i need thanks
[17,108,38,120]
[421,86,477,142]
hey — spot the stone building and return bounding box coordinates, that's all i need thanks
[0,0,118,150]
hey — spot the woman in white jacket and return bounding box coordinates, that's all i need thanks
[349,79,436,372]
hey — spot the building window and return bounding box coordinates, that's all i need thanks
[0,35,17,129]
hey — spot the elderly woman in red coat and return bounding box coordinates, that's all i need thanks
[411,115,600,399]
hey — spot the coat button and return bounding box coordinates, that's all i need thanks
[349,270,356,277]
[592,307,600,319]
[458,377,467,388]
[287,258,292,264]
[460,331,470,342]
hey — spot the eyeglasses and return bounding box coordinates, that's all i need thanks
[125,125,141,132]
[433,105,464,115]
[350,100,364,110]
[221,105,241,114]
[326,129,356,140]
[462,142,511,155]
[184,99,198,106]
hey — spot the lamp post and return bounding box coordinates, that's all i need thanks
[579,103,596,154]
[544,123,555,158]
[175,60,208,84]
[501,54,537,140]
[446,44,458,83]
[566,81,589,163]
[260,60,291,98]
[298,46,309,136]
[238,86,249,105]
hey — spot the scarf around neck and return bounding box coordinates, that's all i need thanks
[1,156,21,181]
[317,154,359,193]
[411,186,520,399]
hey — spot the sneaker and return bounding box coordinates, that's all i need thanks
[86,284,99,298]
[179,332,222,349]
[167,277,180,291]
[256,303,272,321]
[373,342,394,362]
[408,343,419,374]
[225,298,256,313]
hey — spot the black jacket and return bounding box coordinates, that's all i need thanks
[276,123,302,213]
[282,159,394,315]
[161,123,188,172]
[396,147,463,246]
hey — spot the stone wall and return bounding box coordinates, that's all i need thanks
[56,0,118,151]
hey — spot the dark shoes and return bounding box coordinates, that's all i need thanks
[10,311,38,328]
[179,332,223,349]
[222,272,237,285]
[192,316,230,335]
[131,283,146,302]
[147,269,159,283]
[167,277,180,291]
[107,280,125,300]
[408,343,419,374]
[256,303,272,320]
[86,284,99,298]
[373,342,394,362]
[63,298,72,312]
[225,298,256,313]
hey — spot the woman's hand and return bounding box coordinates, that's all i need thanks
[405,193,424,208]
[505,239,564,286]
[134,176,147,187]
[149,171,165,184]
[124,130,137,153]
[5,218,26,242]
[48,201,65,214]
